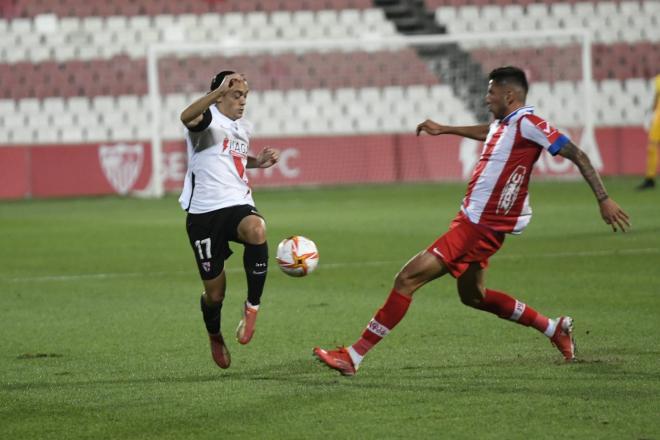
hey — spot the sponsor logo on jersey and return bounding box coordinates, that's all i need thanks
[496,165,527,215]
[222,137,249,156]
[98,143,144,195]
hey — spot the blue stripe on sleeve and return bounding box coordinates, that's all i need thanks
[548,134,570,156]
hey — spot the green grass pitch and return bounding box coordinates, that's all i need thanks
[1,177,659,439]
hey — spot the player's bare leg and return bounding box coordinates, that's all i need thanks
[394,250,450,295]
[201,271,231,368]
[235,215,268,344]
[314,250,449,376]
[456,262,487,306]
[457,263,575,361]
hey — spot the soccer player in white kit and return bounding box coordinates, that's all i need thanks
[314,66,630,376]
[180,71,279,369]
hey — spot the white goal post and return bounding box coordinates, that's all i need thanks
[144,29,596,198]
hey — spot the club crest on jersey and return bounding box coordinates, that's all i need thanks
[98,143,144,195]
[222,137,248,156]
[496,165,527,215]
[202,262,211,272]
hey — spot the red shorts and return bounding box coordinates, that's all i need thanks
[427,212,505,278]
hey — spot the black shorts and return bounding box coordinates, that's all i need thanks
[186,204,263,280]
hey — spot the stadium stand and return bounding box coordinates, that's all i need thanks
[433,1,658,42]
[0,0,657,197]
[1,5,473,144]
[429,0,658,128]
[1,1,657,144]
[1,0,374,18]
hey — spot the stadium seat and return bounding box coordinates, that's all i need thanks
[42,97,66,114]
[405,84,430,103]
[10,127,35,144]
[358,87,382,106]
[596,1,618,18]
[67,96,90,114]
[84,125,109,142]
[572,2,594,17]
[2,113,25,129]
[328,117,354,135]
[480,5,502,21]
[304,117,331,134]
[526,3,548,19]
[0,98,16,114]
[252,117,280,136]
[17,98,41,113]
[435,6,457,24]
[109,125,135,142]
[280,118,306,136]
[58,126,85,143]
[9,17,32,32]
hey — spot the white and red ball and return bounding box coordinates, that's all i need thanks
[276,236,319,277]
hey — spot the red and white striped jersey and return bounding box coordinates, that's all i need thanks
[179,106,255,213]
[461,106,569,234]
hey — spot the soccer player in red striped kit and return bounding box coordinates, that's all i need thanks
[313,66,630,376]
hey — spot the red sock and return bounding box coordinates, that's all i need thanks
[476,289,550,334]
[351,289,412,356]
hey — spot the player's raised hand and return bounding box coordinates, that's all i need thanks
[416,119,447,136]
[599,198,630,232]
[256,147,280,168]
[216,73,247,98]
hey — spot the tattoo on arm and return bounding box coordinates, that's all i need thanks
[557,141,609,202]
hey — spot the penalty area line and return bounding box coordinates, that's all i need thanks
[3,247,658,283]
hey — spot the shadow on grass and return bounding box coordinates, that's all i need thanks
[4,351,659,396]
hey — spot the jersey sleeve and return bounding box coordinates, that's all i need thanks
[519,114,570,156]
[187,109,212,132]
[186,109,217,152]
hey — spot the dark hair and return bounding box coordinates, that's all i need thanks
[210,70,235,91]
[488,66,528,94]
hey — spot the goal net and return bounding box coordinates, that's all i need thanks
[145,29,596,197]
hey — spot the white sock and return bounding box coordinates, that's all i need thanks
[246,301,259,311]
[347,346,363,367]
[544,318,558,337]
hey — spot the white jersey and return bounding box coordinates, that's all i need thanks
[179,106,255,213]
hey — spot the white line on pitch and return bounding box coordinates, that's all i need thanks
[2,247,658,283]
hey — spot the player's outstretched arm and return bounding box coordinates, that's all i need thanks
[180,73,245,128]
[416,119,489,141]
[558,141,631,232]
[247,147,280,169]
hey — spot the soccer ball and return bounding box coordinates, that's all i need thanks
[276,236,319,277]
